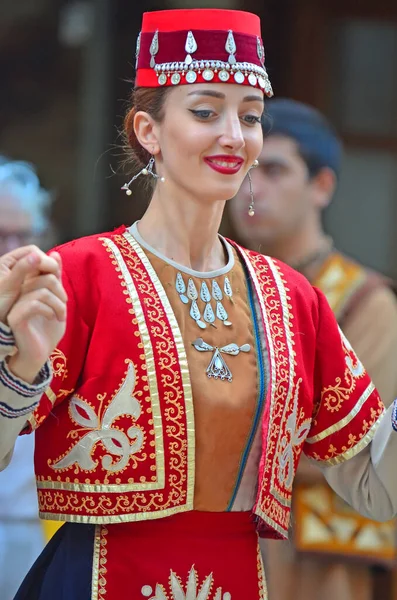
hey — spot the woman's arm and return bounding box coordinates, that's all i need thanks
[0,246,67,464]
[321,402,397,521]
[0,325,51,468]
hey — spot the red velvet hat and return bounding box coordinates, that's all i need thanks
[134,9,273,96]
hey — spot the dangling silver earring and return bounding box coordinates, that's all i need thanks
[121,156,165,196]
[247,159,259,216]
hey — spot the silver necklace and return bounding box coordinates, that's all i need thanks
[175,272,233,329]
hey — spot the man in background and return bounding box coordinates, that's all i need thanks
[230,99,397,600]
[0,156,57,600]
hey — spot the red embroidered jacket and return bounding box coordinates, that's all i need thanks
[25,227,384,539]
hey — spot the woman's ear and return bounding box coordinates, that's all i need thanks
[133,111,160,156]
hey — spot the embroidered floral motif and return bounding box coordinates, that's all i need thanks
[140,566,231,600]
[50,362,144,474]
[278,380,311,490]
[320,329,366,414]
[50,348,69,380]
[339,329,365,378]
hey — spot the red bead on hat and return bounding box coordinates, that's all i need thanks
[134,9,273,96]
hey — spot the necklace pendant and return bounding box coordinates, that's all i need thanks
[200,281,212,303]
[212,280,223,301]
[224,276,233,301]
[187,278,198,301]
[203,302,216,326]
[207,349,232,382]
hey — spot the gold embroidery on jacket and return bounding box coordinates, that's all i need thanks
[278,380,311,491]
[317,327,367,415]
[122,232,195,511]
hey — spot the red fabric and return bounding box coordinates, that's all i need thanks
[141,9,261,36]
[98,511,264,599]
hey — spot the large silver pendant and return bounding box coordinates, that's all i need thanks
[192,337,251,382]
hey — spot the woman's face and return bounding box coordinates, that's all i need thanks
[154,83,264,204]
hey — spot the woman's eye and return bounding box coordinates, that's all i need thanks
[189,109,214,119]
[242,115,261,125]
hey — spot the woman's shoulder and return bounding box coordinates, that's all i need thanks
[231,240,316,298]
[52,225,127,269]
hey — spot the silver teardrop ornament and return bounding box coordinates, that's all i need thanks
[204,303,216,325]
[190,301,206,329]
[240,344,251,352]
[226,30,237,64]
[135,32,141,70]
[224,276,233,301]
[200,281,212,303]
[187,278,198,301]
[220,343,240,356]
[212,280,223,301]
[257,36,265,65]
[192,338,214,352]
[216,301,229,323]
[150,30,159,68]
[185,31,198,65]
[176,272,188,303]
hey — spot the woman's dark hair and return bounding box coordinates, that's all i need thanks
[123,86,172,172]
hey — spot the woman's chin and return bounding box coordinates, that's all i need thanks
[205,179,244,202]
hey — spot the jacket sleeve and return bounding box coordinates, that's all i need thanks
[303,287,384,466]
[0,323,51,469]
[320,400,397,521]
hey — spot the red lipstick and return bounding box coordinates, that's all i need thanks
[204,155,244,175]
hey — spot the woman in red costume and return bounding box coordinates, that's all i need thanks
[0,9,397,600]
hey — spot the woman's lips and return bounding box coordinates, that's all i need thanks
[204,155,244,175]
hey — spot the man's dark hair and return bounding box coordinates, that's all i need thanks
[262,98,342,179]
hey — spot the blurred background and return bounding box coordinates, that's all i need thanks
[1,0,396,278]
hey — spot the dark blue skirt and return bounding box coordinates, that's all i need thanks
[14,523,95,600]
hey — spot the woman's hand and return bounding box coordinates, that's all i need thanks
[0,246,62,323]
[0,247,68,383]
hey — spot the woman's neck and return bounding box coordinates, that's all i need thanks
[136,183,227,272]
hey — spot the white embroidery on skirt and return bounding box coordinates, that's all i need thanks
[141,565,232,599]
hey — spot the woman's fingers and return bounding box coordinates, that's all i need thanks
[21,273,68,304]
[9,300,59,325]
[9,288,67,324]
[0,245,40,271]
